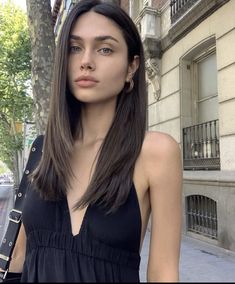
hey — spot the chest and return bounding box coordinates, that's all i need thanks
[68,141,151,246]
[22,184,142,253]
[67,145,101,235]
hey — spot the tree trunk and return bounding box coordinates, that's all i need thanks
[26,0,55,135]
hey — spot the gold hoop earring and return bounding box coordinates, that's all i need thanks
[126,79,134,93]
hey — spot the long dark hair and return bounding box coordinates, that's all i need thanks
[32,0,147,213]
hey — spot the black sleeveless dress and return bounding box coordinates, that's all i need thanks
[21,183,142,282]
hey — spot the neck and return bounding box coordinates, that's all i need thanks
[78,99,117,145]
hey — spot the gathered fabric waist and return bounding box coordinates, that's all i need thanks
[26,230,140,270]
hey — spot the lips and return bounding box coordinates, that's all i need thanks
[75,75,99,88]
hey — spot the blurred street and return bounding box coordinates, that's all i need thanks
[140,228,235,282]
[0,184,13,242]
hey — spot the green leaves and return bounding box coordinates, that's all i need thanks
[0,0,33,172]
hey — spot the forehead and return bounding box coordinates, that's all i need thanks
[70,11,125,42]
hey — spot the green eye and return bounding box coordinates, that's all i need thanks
[69,46,81,53]
[99,48,113,55]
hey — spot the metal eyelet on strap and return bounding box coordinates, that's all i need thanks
[31,147,36,152]
[18,192,22,198]
[25,170,30,175]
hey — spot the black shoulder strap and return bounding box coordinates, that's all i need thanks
[0,135,44,281]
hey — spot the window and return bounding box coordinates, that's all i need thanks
[193,50,218,124]
[182,44,220,170]
[186,195,218,239]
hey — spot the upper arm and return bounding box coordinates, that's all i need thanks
[144,132,182,282]
[9,223,27,273]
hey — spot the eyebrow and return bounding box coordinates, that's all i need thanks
[69,35,119,43]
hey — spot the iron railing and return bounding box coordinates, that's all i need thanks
[170,0,200,23]
[183,119,220,170]
[186,195,218,239]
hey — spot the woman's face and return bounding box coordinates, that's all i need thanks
[67,11,137,104]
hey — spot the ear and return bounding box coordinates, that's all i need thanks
[125,55,140,82]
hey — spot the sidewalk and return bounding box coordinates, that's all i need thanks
[140,229,235,282]
[0,185,13,243]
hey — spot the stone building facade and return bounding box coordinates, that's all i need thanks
[52,0,235,252]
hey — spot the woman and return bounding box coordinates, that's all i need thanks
[3,0,182,282]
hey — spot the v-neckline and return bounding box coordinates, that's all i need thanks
[64,198,90,238]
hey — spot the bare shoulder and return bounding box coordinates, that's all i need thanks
[140,131,182,188]
[142,131,181,162]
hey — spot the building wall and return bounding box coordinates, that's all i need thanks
[136,0,235,250]
[120,0,129,13]
[157,0,235,170]
[159,0,170,38]
[183,171,235,251]
[155,0,235,251]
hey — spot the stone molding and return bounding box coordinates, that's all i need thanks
[145,57,161,101]
[183,170,235,184]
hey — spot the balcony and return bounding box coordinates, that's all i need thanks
[164,0,230,49]
[170,0,200,24]
[183,119,220,170]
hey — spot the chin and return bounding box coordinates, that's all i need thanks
[71,88,120,105]
[72,92,96,102]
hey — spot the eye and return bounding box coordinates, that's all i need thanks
[69,45,82,53]
[98,47,113,55]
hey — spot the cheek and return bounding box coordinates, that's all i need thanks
[107,63,128,85]
[105,71,127,96]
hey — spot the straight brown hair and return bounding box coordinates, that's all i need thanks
[32,0,147,213]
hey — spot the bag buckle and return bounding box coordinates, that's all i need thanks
[0,254,10,262]
[9,209,22,224]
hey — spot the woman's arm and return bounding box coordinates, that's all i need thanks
[144,132,182,282]
[9,223,26,272]
[0,223,26,273]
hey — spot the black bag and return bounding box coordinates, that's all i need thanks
[0,272,22,283]
[0,135,43,283]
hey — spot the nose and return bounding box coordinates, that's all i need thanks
[80,62,95,71]
[80,50,95,71]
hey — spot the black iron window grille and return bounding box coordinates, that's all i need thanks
[170,0,200,23]
[183,119,220,170]
[186,195,218,239]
